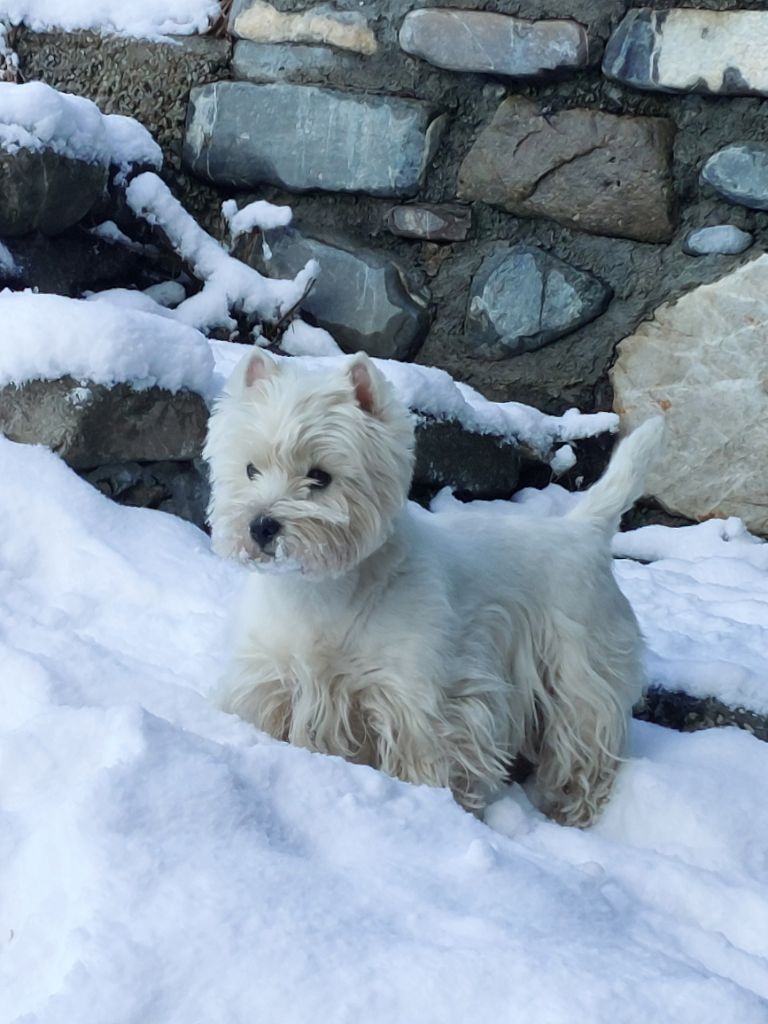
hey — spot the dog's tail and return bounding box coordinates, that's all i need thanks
[567,417,665,531]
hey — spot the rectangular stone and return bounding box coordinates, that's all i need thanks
[399,9,589,77]
[604,8,768,97]
[457,97,675,243]
[232,40,351,84]
[183,82,444,197]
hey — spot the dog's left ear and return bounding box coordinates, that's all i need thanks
[230,349,279,394]
[348,353,384,416]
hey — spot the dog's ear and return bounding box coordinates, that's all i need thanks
[231,349,279,393]
[348,353,384,416]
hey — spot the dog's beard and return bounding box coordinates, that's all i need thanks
[211,488,395,580]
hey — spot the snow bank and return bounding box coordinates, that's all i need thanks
[1,436,767,1023]
[0,0,219,39]
[0,290,214,394]
[0,80,161,175]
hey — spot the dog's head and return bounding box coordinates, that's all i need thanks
[204,350,415,578]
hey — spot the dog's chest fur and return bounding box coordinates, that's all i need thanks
[226,551,451,766]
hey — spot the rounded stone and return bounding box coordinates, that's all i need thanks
[683,225,753,256]
[257,227,432,360]
[0,148,108,237]
[701,144,768,210]
[465,246,612,360]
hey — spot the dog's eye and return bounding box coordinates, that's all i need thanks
[307,468,331,489]
[246,463,260,481]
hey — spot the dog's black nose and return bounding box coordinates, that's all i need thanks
[249,515,282,549]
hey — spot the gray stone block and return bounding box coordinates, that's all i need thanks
[184,81,445,196]
[0,378,208,469]
[465,246,612,360]
[701,145,768,211]
[386,204,471,242]
[232,40,351,84]
[0,148,107,237]
[413,418,520,500]
[604,8,768,97]
[260,227,431,359]
[399,8,589,78]
[457,97,675,243]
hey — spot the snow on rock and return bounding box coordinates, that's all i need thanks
[279,318,343,357]
[126,172,318,334]
[1,436,768,1023]
[85,285,179,319]
[89,219,152,253]
[209,339,617,457]
[0,286,613,460]
[0,80,162,176]
[0,289,214,395]
[0,0,219,39]
[222,196,293,239]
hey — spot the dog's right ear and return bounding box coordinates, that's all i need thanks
[348,353,385,416]
[230,349,279,394]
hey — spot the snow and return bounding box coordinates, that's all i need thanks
[0,0,219,39]
[2,436,768,1023]
[0,288,615,458]
[549,443,577,475]
[0,289,214,395]
[89,220,149,252]
[279,318,343,357]
[0,81,161,176]
[208,340,616,459]
[222,197,293,239]
[142,279,187,308]
[126,173,319,335]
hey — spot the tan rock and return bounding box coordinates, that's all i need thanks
[611,256,768,535]
[233,1,377,56]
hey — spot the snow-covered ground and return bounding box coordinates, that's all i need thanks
[2,436,768,1023]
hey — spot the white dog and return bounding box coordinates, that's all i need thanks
[205,349,662,827]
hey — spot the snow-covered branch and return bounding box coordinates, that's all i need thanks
[125,172,318,336]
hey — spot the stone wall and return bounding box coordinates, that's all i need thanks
[13,2,768,423]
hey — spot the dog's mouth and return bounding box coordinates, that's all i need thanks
[246,536,305,575]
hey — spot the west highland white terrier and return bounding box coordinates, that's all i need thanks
[205,350,663,827]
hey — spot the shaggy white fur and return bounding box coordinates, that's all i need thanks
[205,350,663,827]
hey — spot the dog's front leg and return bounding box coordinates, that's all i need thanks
[217,658,293,741]
[358,681,454,793]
